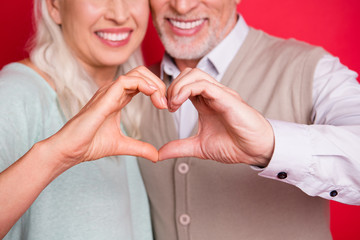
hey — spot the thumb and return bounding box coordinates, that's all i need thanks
[158,137,198,161]
[118,136,159,163]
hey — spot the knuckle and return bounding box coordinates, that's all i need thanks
[137,65,147,71]
[160,81,167,90]
[116,75,126,82]
[184,67,194,73]
[192,68,204,75]
[127,68,141,77]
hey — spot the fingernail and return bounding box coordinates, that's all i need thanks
[149,85,158,91]
[161,97,168,108]
[172,94,180,103]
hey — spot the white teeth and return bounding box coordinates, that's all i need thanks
[169,19,204,30]
[96,32,129,41]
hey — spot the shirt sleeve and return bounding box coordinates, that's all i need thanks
[258,54,360,205]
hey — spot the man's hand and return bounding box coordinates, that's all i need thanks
[159,68,275,167]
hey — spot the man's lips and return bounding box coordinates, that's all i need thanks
[167,18,206,36]
[168,18,205,30]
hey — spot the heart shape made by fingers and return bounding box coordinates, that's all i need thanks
[127,68,274,167]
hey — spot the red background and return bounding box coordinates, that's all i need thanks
[1,0,360,239]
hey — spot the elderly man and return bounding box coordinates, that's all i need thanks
[126,0,360,239]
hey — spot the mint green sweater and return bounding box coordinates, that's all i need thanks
[0,63,152,240]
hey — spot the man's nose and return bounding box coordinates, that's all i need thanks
[169,0,201,15]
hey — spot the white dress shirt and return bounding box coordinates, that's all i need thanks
[161,15,360,205]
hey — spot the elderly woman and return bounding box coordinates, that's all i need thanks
[0,0,167,239]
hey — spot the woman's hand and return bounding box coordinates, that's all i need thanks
[0,66,166,238]
[45,66,167,168]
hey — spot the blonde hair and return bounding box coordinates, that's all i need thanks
[29,0,143,119]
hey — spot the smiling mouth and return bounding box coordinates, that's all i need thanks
[168,18,205,30]
[95,31,130,41]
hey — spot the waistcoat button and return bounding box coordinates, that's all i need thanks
[178,163,189,174]
[179,214,191,226]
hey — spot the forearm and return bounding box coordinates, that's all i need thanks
[0,141,71,238]
[259,120,360,205]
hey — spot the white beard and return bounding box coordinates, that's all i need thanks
[159,31,219,60]
[154,8,237,60]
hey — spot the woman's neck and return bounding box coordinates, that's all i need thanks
[83,64,118,88]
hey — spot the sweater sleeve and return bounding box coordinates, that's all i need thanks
[0,63,58,171]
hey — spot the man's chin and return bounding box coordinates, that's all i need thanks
[162,41,209,60]
[160,33,220,60]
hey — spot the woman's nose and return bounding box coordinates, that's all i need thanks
[104,0,130,24]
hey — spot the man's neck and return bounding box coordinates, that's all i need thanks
[175,58,201,71]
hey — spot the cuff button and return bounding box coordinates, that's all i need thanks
[277,172,288,179]
[330,190,338,197]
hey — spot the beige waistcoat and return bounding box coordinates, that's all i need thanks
[125,28,332,240]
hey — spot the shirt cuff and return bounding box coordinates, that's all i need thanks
[257,119,312,184]
[256,119,360,204]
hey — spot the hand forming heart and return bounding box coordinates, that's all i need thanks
[46,66,274,168]
[43,66,167,168]
[157,68,275,167]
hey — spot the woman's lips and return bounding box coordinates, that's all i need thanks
[95,28,132,47]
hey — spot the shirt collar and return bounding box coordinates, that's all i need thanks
[161,54,179,80]
[161,14,249,81]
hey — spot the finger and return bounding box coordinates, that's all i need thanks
[166,68,193,100]
[167,68,221,101]
[126,66,167,99]
[168,80,223,112]
[79,76,164,124]
[166,67,192,92]
[117,136,159,163]
[158,137,199,161]
[114,76,167,109]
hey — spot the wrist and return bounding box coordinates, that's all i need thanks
[32,140,75,180]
